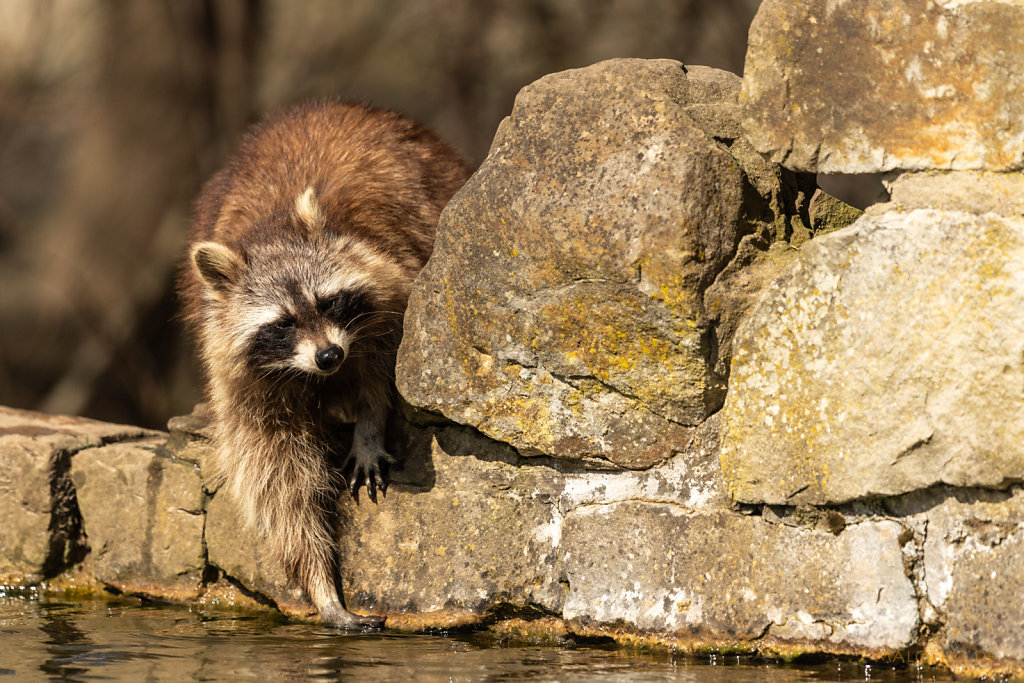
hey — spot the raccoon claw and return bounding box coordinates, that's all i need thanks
[345,457,389,504]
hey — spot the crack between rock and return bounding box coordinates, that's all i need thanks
[756,483,1021,518]
[785,485,810,501]
[752,620,773,642]
[891,431,933,463]
[546,369,697,430]
[41,432,176,581]
[102,430,164,445]
[215,569,280,611]
[491,354,701,435]
[43,447,88,579]
[893,517,937,651]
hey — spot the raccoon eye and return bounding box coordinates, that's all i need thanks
[316,297,335,314]
[274,318,296,330]
[318,292,370,322]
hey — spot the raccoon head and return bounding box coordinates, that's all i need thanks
[197,257,409,384]
[191,188,410,379]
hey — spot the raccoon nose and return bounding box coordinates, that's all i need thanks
[315,344,344,371]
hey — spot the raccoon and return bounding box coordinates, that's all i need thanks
[179,100,470,627]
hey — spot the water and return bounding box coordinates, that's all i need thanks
[0,594,957,682]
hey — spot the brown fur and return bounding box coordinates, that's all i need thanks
[179,100,469,627]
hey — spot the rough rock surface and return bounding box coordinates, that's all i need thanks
[561,505,917,655]
[741,0,1024,173]
[339,426,566,619]
[885,170,1024,217]
[71,440,205,599]
[919,488,1024,675]
[398,58,855,468]
[722,206,1024,505]
[0,406,158,584]
[205,491,313,617]
[339,415,919,655]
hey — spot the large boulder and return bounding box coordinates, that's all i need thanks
[741,0,1024,173]
[721,176,1024,505]
[398,58,854,469]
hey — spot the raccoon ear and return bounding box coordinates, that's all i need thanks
[191,242,244,294]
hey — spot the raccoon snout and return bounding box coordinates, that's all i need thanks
[315,344,344,372]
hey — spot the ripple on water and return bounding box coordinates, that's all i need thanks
[0,596,955,682]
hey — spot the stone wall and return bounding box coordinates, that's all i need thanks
[723,0,1024,676]
[2,1,1022,678]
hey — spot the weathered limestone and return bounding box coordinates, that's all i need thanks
[0,406,158,584]
[725,5,1024,677]
[721,204,1024,505]
[919,489,1024,676]
[561,505,917,655]
[727,3,1024,509]
[205,491,313,617]
[339,426,565,620]
[399,59,729,467]
[72,441,205,599]
[398,58,854,469]
[742,0,1024,173]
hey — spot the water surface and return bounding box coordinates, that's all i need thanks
[0,593,956,682]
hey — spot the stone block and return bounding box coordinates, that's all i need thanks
[922,489,1024,674]
[339,425,566,617]
[0,406,158,584]
[71,441,205,600]
[722,208,1024,504]
[561,502,918,655]
[741,0,1024,173]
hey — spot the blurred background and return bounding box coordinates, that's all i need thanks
[0,0,873,430]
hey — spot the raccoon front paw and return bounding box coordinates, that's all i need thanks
[344,444,393,503]
[320,602,385,630]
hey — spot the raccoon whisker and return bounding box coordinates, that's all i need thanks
[351,311,402,327]
[344,316,400,332]
[348,328,397,343]
[347,327,393,340]
[348,309,405,323]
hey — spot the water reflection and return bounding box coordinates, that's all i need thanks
[37,600,94,681]
[0,595,956,682]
